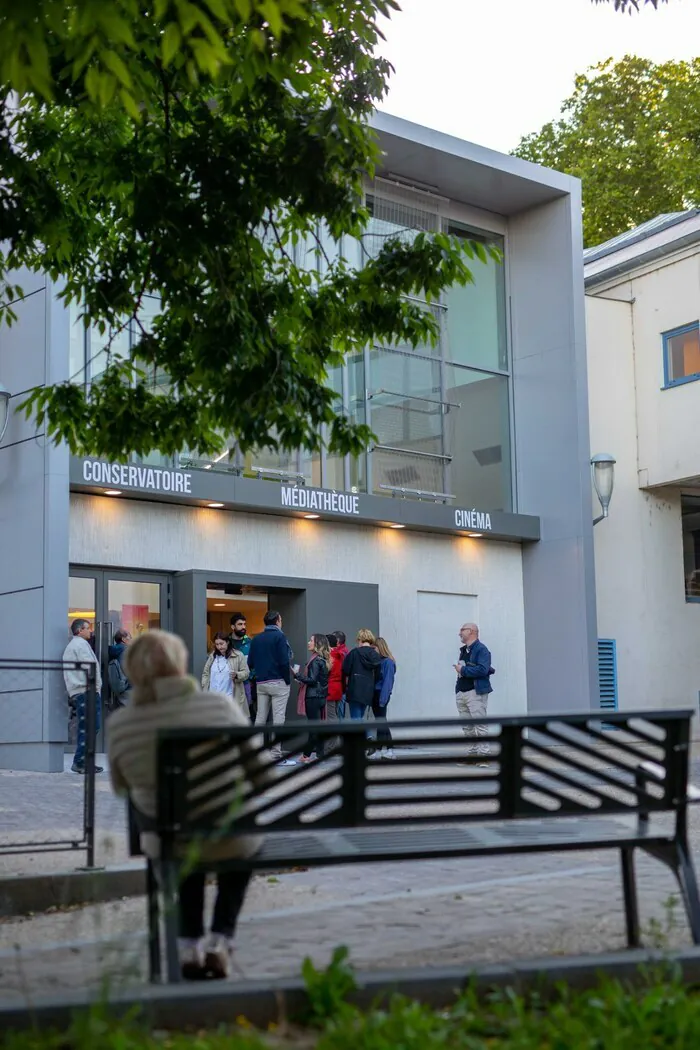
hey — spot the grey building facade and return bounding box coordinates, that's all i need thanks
[0,113,597,771]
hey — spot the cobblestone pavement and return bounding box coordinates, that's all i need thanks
[1,751,699,1006]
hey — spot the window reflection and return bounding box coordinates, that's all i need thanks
[444,364,512,512]
[445,225,507,372]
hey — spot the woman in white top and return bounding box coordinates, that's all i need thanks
[201,633,250,716]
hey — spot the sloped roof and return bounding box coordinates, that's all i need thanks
[584,210,700,264]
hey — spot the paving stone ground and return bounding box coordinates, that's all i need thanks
[1,749,699,1007]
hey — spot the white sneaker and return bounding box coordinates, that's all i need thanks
[203,933,232,979]
[178,938,205,981]
[382,748,396,760]
[368,750,382,760]
[280,757,298,766]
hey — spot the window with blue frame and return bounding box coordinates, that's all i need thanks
[662,322,700,387]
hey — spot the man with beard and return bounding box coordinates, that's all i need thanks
[229,612,256,721]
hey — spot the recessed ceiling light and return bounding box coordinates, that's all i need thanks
[388,523,405,529]
[207,502,224,508]
[303,513,320,519]
[104,489,122,496]
[467,532,482,538]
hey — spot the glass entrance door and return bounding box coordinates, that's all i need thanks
[68,569,172,745]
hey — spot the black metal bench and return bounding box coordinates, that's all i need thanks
[129,710,700,983]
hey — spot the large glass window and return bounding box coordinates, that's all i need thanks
[682,495,700,601]
[444,365,512,512]
[368,349,446,496]
[445,224,507,372]
[67,189,514,510]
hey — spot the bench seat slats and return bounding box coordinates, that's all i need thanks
[203,815,674,869]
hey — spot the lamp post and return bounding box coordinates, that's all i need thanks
[0,384,10,445]
[591,453,616,526]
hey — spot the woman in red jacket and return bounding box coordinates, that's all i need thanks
[326,630,348,748]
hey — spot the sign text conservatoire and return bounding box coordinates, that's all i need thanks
[281,485,360,515]
[83,460,192,494]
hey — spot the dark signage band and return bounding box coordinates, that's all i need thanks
[72,458,538,543]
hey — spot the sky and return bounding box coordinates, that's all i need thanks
[377,0,700,154]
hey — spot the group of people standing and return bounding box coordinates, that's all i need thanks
[62,615,492,983]
[199,612,397,763]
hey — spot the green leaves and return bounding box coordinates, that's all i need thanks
[2,0,486,461]
[513,55,700,246]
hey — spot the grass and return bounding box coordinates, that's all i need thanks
[3,951,700,1049]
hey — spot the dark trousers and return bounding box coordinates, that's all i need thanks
[179,870,251,940]
[72,692,102,768]
[304,695,327,757]
[371,697,392,744]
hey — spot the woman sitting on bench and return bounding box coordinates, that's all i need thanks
[107,629,271,982]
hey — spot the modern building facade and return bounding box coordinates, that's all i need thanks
[0,113,598,771]
[586,209,700,717]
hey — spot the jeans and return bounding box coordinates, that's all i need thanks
[255,679,290,759]
[179,870,251,940]
[304,695,327,757]
[348,701,366,720]
[73,692,102,769]
[371,697,392,745]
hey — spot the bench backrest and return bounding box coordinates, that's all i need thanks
[155,711,692,843]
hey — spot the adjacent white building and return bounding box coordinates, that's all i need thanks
[586,209,700,718]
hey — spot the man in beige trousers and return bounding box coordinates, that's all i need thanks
[453,622,493,765]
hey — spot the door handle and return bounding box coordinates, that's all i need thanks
[102,621,114,662]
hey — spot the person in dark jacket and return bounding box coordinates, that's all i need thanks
[370,636,396,760]
[453,622,493,763]
[248,611,292,762]
[342,628,382,720]
[229,612,256,719]
[107,629,132,709]
[294,634,331,762]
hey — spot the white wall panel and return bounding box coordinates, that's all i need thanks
[70,494,528,720]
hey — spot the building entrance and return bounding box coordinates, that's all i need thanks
[68,568,172,743]
[206,584,268,650]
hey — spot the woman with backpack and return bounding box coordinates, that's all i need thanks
[201,632,250,718]
[293,633,331,762]
[370,636,396,760]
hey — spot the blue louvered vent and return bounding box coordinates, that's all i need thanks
[598,638,618,728]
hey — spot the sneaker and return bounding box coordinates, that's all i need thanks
[368,750,382,760]
[299,754,313,764]
[179,938,206,981]
[203,934,232,980]
[381,748,396,760]
[71,762,104,774]
[279,757,298,766]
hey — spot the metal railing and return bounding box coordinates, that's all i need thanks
[0,658,98,867]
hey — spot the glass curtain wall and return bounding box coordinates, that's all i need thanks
[69,187,513,511]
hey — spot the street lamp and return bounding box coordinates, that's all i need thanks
[591,453,616,526]
[0,384,10,445]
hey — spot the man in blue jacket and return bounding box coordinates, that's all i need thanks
[248,610,292,762]
[453,622,493,764]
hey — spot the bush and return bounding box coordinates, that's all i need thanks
[4,958,700,1048]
